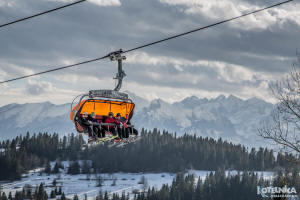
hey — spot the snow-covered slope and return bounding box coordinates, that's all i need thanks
[0,102,75,139]
[124,91,150,112]
[133,94,273,147]
[0,94,274,147]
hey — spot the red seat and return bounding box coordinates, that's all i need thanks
[95,115,103,120]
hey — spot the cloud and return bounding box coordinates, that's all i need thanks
[0,62,35,78]
[0,0,299,106]
[0,67,7,79]
[0,79,81,106]
[125,79,276,103]
[160,0,242,18]
[88,0,121,6]
[0,0,15,7]
[48,0,121,6]
[0,68,8,88]
[25,79,54,95]
[127,51,273,84]
[159,0,300,31]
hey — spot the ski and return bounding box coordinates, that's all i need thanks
[88,135,118,144]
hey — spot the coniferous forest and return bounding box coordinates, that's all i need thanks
[87,129,297,173]
[1,130,300,199]
[0,129,298,181]
[0,132,84,180]
[95,169,300,200]
[2,169,300,200]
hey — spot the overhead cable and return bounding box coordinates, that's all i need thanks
[0,0,87,29]
[0,0,293,84]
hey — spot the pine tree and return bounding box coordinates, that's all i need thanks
[104,192,109,200]
[37,183,47,200]
[45,160,51,175]
[111,177,117,186]
[58,186,62,195]
[50,190,56,198]
[96,175,104,187]
[52,162,60,174]
[52,179,57,187]
[61,192,66,200]
[68,161,80,175]
[1,192,8,200]
[82,160,90,174]
[8,192,12,200]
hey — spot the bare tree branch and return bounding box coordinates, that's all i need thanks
[259,54,300,161]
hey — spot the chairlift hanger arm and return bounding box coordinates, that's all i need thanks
[109,49,126,91]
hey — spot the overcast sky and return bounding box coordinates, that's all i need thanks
[0,0,299,106]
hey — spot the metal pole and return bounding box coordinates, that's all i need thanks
[110,50,126,91]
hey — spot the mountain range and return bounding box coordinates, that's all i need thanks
[0,92,274,148]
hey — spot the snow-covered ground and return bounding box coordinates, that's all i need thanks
[0,162,275,200]
[1,170,175,199]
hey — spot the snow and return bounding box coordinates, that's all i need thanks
[1,169,174,199]
[0,162,276,200]
[0,102,75,139]
[0,93,274,148]
[133,94,274,147]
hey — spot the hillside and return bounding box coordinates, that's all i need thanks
[0,93,273,147]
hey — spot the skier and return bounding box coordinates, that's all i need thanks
[123,114,138,136]
[89,112,103,138]
[78,112,94,138]
[115,113,127,138]
[103,112,122,139]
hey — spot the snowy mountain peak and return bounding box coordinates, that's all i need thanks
[180,95,200,104]
[215,94,226,101]
[124,90,149,111]
[174,96,207,109]
[133,94,274,147]
[227,94,242,101]
[0,93,274,148]
[0,102,74,139]
[149,99,168,110]
[246,97,268,105]
[185,95,199,101]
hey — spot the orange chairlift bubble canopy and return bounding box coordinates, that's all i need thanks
[70,99,135,121]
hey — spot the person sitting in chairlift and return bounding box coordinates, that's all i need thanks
[89,112,103,138]
[103,112,122,139]
[115,113,128,138]
[79,112,94,138]
[124,114,138,136]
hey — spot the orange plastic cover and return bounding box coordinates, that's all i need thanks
[70,99,134,121]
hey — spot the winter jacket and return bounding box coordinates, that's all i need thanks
[79,117,92,127]
[104,117,120,129]
[115,117,127,128]
[88,116,98,123]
